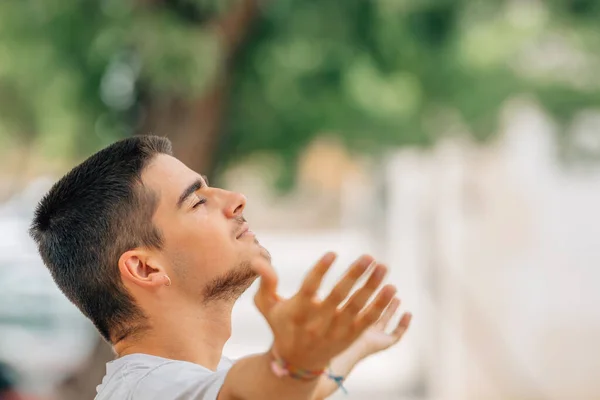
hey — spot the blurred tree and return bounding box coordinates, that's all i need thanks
[0,0,263,176]
[1,0,600,184]
[1,0,600,397]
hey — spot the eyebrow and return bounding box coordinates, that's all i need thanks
[176,176,208,209]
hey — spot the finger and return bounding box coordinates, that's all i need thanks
[297,252,337,299]
[354,284,397,332]
[253,259,280,313]
[376,297,400,329]
[392,312,412,341]
[338,264,388,320]
[321,255,374,311]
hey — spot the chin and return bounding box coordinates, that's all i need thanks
[255,239,272,262]
[202,261,258,303]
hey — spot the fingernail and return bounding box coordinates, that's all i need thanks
[385,285,397,297]
[359,255,374,268]
[323,252,337,263]
[374,266,387,279]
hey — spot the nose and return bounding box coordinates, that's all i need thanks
[224,190,247,218]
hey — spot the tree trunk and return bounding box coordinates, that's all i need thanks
[55,1,262,399]
[138,0,262,175]
[138,80,229,175]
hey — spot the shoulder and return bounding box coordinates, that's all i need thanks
[95,354,234,400]
[95,354,170,399]
[217,356,235,370]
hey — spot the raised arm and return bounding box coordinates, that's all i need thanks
[218,253,398,400]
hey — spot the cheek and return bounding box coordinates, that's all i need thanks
[166,217,236,267]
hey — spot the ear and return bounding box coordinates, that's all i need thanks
[118,249,166,290]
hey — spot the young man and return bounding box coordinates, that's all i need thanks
[29,136,412,400]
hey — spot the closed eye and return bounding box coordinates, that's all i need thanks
[192,198,207,208]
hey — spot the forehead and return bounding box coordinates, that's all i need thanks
[141,154,197,204]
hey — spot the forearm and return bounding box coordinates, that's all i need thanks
[312,345,368,400]
[219,352,321,400]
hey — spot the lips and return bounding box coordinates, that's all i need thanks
[236,223,250,239]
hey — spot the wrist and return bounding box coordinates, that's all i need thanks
[269,347,328,380]
[270,343,330,372]
[348,340,375,360]
[268,349,347,395]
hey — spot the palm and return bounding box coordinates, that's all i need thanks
[361,324,397,351]
[354,298,412,356]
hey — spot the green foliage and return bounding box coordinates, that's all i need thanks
[1,0,599,179]
[224,0,600,176]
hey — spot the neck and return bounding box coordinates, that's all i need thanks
[114,300,234,371]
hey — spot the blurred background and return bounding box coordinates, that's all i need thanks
[1,0,599,399]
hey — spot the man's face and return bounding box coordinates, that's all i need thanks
[142,154,269,303]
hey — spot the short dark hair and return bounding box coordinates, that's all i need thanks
[29,135,173,343]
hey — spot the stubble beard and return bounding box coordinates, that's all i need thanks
[202,238,272,304]
[202,261,259,304]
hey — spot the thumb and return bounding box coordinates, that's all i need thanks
[253,259,279,314]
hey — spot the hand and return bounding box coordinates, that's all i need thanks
[309,297,412,400]
[351,297,412,358]
[252,253,397,371]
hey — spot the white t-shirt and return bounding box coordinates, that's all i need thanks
[95,354,235,400]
